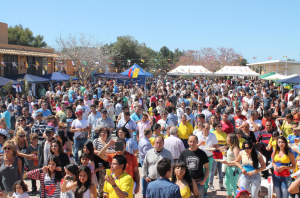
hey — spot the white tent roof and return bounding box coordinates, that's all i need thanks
[167,65,213,76]
[263,73,297,80]
[214,66,260,76]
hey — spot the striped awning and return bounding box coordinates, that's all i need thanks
[0,49,59,58]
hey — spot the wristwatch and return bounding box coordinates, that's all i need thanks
[112,184,117,188]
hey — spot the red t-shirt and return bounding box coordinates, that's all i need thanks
[150,96,157,105]
[234,115,247,128]
[221,120,234,134]
[261,118,276,128]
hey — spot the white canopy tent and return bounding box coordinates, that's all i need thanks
[262,73,297,80]
[167,65,213,76]
[214,66,260,76]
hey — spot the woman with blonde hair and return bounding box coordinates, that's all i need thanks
[0,118,13,138]
[0,141,22,196]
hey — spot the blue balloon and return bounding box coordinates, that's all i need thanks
[283,83,287,86]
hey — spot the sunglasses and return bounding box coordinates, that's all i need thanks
[3,147,11,150]
[18,120,25,122]
[19,135,25,138]
[102,112,107,114]
[51,145,58,148]
[217,125,222,128]
[244,147,251,150]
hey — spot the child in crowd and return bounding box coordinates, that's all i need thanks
[60,164,78,198]
[79,153,98,186]
[25,133,39,195]
[0,180,29,198]
[267,131,279,151]
[236,187,250,198]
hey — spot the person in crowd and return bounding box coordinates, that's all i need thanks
[117,127,138,154]
[31,112,47,143]
[55,129,72,157]
[278,113,295,138]
[164,126,185,160]
[272,136,296,198]
[137,113,152,142]
[103,155,134,198]
[96,109,115,138]
[61,165,97,198]
[234,107,247,128]
[76,98,91,120]
[171,160,199,198]
[0,141,22,196]
[149,123,163,146]
[146,158,181,198]
[70,109,90,163]
[220,112,234,135]
[142,136,173,198]
[99,138,140,194]
[14,116,30,142]
[225,140,266,197]
[88,104,102,140]
[117,111,137,137]
[38,126,56,168]
[93,127,113,155]
[196,122,218,195]
[179,135,209,198]
[1,104,11,129]
[240,122,257,145]
[157,110,174,136]
[177,114,193,149]
[49,139,70,170]
[60,164,78,198]
[34,101,51,117]
[56,101,67,120]
[27,155,63,198]
[202,104,214,123]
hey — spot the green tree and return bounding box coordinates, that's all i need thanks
[240,58,248,66]
[8,24,47,48]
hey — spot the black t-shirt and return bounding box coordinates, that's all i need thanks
[179,148,209,180]
[241,131,257,144]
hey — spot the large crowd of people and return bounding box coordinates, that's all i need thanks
[1,76,300,198]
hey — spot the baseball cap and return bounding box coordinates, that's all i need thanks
[101,109,108,113]
[236,187,249,198]
[45,126,55,132]
[0,129,9,139]
[75,110,83,115]
[93,95,97,99]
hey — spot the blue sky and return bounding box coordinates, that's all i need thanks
[1,0,300,63]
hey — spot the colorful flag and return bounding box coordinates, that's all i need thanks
[128,68,133,78]
[127,60,131,63]
[1,62,5,66]
[99,68,102,73]
[168,59,171,61]
[115,69,118,72]
[12,62,17,67]
[82,68,84,72]
[25,62,28,69]
[141,59,145,62]
[95,61,99,65]
[83,61,87,65]
[59,61,63,65]
[36,62,39,66]
[71,61,75,65]
[45,66,47,71]
[268,56,272,59]
[55,66,58,71]
[47,62,51,66]
[283,56,287,58]
[132,68,140,78]
[253,57,256,59]
[239,57,242,60]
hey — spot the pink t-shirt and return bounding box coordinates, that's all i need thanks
[137,121,151,139]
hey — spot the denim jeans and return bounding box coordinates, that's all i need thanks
[140,160,147,197]
[209,160,223,184]
[195,178,205,198]
[73,138,87,163]
[272,175,291,198]
[240,173,261,198]
[92,132,99,140]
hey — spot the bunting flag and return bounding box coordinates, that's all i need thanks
[132,68,140,78]
[74,67,77,71]
[99,68,102,73]
[71,61,75,65]
[55,66,58,71]
[127,59,131,63]
[253,57,256,59]
[47,62,51,66]
[83,61,87,65]
[164,70,166,73]
[12,62,17,67]
[238,57,242,60]
[107,60,113,64]
[44,66,47,71]
[35,65,38,70]
[59,61,63,65]
[209,56,213,60]
[268,56,272,59]
[95,61,99,65]
[82,68,84,72]
[1,62,5,66]
[141,59,145,62]
[154,59,158,62]
[128,68,133,78]
[283,56,287,58]
[25,62,29,69]
[36,62,39,66]
[167,59,171,60]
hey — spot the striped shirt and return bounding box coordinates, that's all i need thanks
[31,120,47,141]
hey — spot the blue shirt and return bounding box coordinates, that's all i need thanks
[125,137,138,154]
[146,177,181,198]
[34,109,52,117]
[130,113,142,136]
[185,112,195,127]
[288,134,300,158]
[2,110,10,128]
[114,85,119,94]
[117,119,137,136]
[167,113,178,126]
[88,112,102,132]
[138,137,152,161]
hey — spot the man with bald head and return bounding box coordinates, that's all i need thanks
[142,136,174,197]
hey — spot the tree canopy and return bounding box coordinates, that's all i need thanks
[8,24,47,48]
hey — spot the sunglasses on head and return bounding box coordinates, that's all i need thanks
[19,135,25,138]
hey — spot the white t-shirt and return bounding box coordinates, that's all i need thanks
[76,105,90,120]
[244,119,262,139]
[46,91,54,96]
[12,192,29,198]
[71,119,89,139]
[84,100,92,107]
[56,90,61,96]
[157,118,174,136]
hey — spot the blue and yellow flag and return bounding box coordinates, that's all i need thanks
[132,68,140,78]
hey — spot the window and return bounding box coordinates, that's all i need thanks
[3,55,18,77]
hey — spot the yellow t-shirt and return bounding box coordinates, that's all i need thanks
[280,120,294,138]
[269,137,277,151]
[212,130,227,145]
[103,172,134,198]
[150,134,164,146]
[239,138,245,149]
[149,107,153,116]
[177,122,194,140]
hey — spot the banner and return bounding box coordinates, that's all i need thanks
[132,68,140,78]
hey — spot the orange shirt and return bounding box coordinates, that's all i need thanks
[262,118,276,128]
[107,151,138,180]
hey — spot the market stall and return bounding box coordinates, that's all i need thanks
[167,65,213,75]
[214,66,260,76]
